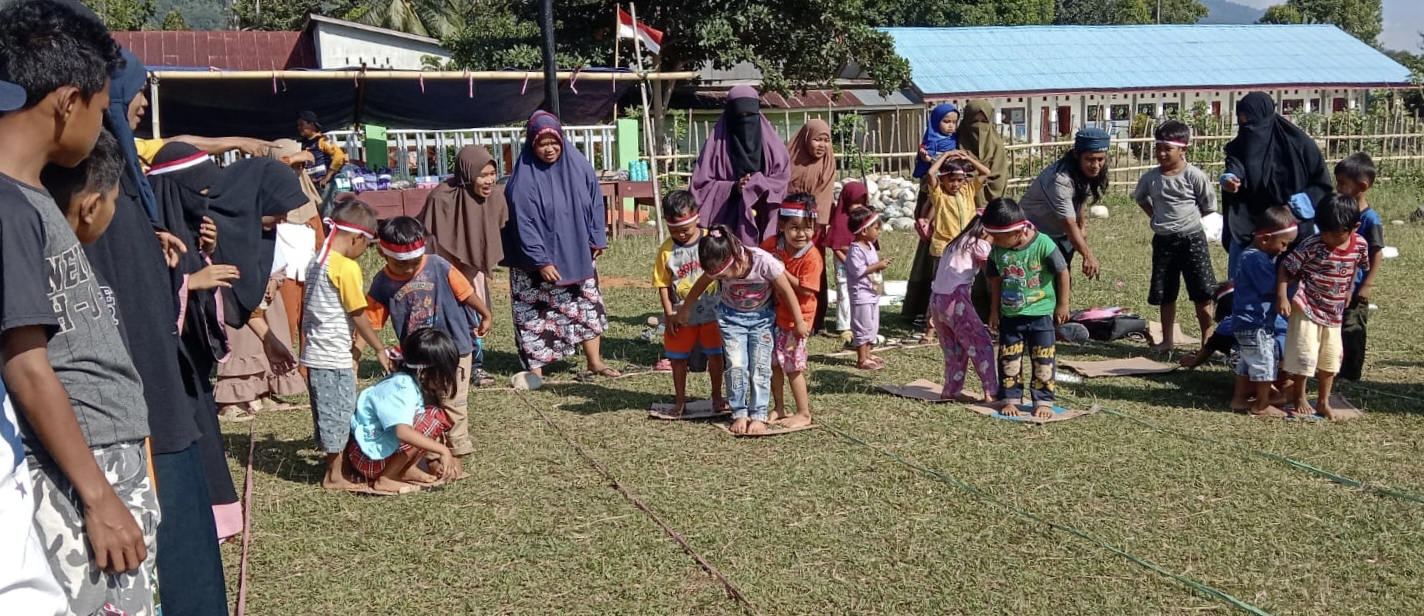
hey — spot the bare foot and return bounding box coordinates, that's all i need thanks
[730,417,750,434]
[998,405,1025,417]
[1230,399,1252,412]
[1149,342,1174,353]
[1249,405,1288,418]
[747,420,768,435]
[398,466,441,485]
[779,412,813,429]
[951,392,984,403]
[769,407,787,422]
[1315,402,1353,421]
[714,397,730,413]
[321,471,365,492]
[371,476,422,495]
[666,401,687,418]
[1033,404,1055,419]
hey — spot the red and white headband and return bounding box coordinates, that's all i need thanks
[778,207,815,219]
[851,213,880,235]
[385,347,428,370]
[379,237,425,260]
[326,218,375,239]
[1155,139,1189,148]
[1253,223,1298,237]
[667,213,699,228]
[708,249,742,277]
[983,220,1031,234]
[146,152,210,176]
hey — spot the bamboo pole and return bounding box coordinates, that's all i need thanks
[149,70,700,81]
[628,2,666,242]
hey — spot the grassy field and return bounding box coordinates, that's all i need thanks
[221,183,1424,615]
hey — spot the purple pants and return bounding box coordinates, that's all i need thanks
[931,287,998,398]
[851,302,880,346]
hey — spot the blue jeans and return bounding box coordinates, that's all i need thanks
[717,304,775,421]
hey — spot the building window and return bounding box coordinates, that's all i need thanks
[1087,105,1102,121]
[1282,99,1305,114]
[1110,104,1131,121]
[1137,103,1156,117]
[1162,102,1180,117]
[1003,107,1026,125]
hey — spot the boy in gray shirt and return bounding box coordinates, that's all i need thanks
[1134,120,1219,350]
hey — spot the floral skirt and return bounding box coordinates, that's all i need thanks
[510,269,609,370]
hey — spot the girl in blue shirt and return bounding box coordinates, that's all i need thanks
[347,328,463,495]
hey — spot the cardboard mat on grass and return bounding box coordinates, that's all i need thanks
[1060,357,1176,378]
[879,379,982,403]
[966,401,1099,424]
[648,400,731,421]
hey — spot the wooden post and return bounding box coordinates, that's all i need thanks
[628,2,665,241]
[149,74,162,138]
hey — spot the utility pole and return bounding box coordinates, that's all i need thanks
[538,0,559,116]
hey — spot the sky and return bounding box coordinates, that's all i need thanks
[1229,0,1422,51]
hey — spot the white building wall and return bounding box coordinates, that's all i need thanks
[314,23,450,70]
[933,87,1368,144]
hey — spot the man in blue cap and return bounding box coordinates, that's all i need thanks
[1017,127,1112,280]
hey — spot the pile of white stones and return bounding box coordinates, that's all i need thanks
[833,174,923,232]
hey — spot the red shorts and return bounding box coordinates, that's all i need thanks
[347,406,451,480]
[663,321,723,359]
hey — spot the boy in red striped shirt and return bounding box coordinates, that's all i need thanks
[1276,194,1370,420]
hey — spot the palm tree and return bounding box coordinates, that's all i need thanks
[346,0,472,38]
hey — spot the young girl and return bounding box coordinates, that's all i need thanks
[761,194,823,429]
[347,328,464,495]
[984,198,1071,419]
[821,181,869,334]
[904,104,962,330]
[676,226,808,435]
[907,151,992,342]
[931,214,998,402]
[845,207,894,370]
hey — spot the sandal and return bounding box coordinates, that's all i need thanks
[470,368,496,387]
[574,366,623,382]
[654,358,673,373]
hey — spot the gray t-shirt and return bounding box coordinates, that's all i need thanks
[1134,164,1217,236]
[1017,167,1078,239]
[0,174,148,453]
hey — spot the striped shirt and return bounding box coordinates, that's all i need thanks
[301,251,367,370]
[1282,234,1370,328]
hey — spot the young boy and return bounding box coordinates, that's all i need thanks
[1333,153,1383,382]
[0,4,157,612]
[1134,120,1218,350]
[845,207,893,370]
[366,216,492,467]
[762,193,823,429]
[303,200,392,491]
[1232,206,1297,417]
[984,197,1071,419]
[1278,194,1370,421]
[653,191,726,417]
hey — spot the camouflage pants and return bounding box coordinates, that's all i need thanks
[29,440,160,616]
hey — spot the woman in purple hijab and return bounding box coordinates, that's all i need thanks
[691,85,791,244]
[501,111,620,378]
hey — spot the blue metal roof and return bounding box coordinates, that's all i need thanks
[882,25,1413,96]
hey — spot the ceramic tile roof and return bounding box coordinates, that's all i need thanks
[883,25,1413,96]
[112,30,317,71]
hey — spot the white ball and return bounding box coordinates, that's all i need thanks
[1088,205,1110,219]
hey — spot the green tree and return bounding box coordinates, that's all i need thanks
[1056,0,1205,24]
[233,0,362,31]
[79,0,155,30]
[1154,0,1209,23]
[1257,0,1381,45]
[346,0,472,38]
[160,7,187,29]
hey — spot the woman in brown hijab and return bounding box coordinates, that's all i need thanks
[955,99,1008,320]
[420,145,508,384]
[786,119,836,332]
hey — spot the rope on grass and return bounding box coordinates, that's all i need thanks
[1066,396,1424,505]
[818,421,1277,616]
[512,390,762,616]
[235,416,257,616]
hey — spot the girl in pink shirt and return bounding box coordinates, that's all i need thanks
[930,215,998,402]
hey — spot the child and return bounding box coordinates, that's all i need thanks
[846,207,894,370]
[1,4,155,611]
[1134,120,1219,350]
[930,214,998,403]
[1333,153,1382,382]
[913,103,960,179]
[366,216,492,466]
[1233,206,1298,417]
[347,328,464,495]
[675,226,808,435]
[653,191,726,417]
[1180,283,1239,370]
[820,181,869,334]
[1278,194,1370,420]
[761,193,823,429]
[984,198,1071,418]
[302,199,393,491]
[906,150,991,340]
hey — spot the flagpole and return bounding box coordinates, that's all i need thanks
[628,2,666,242]
[611,4,621,115]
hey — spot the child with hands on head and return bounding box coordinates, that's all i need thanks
[1277,194,1370,420]
[346,328,464,495]
[983,198,1071,419]
[761,193,823,429]
[653,191,726,417]
[365,216,491,467]
[674,225,808,435]
[845,207,893,370]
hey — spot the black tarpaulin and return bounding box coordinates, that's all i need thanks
[151,71,638,138]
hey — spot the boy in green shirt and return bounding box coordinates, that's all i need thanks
[985,197,1071,418]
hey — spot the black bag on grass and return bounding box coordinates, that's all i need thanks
[1070,310,1149,343]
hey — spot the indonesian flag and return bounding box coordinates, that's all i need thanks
[617,7,663,55]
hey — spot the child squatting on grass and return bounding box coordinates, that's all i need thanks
[1277,194,1370,421]
[653,190,727,417]
[845,207,894,370]
[762,193,824,429]
[675,225,808,435]
[984,197,1071,419]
